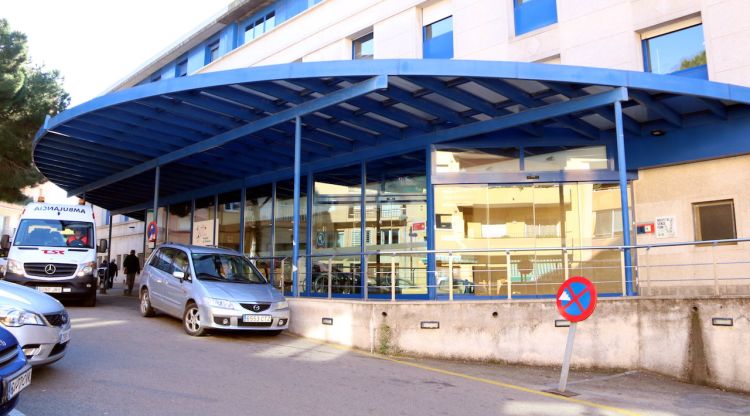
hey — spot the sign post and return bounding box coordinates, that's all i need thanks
[552,276,597,396]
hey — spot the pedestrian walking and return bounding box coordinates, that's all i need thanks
[108,260,118,289]
[122,250,141,296]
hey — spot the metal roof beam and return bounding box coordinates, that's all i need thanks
[66,75,388,197]
[541,81,642,135]
[400,76,543,137]
[696,97,728,120]
[471,78,602,140]
[630,90,682,127]
[266,79,432,132]
[41,134,150,163]
[142,86,630,205]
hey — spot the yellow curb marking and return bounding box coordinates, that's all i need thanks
[288,334,642,416]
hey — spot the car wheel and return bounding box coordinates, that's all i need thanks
[183,302,206,337]
[140,288,155,317]
[83,294,96,307]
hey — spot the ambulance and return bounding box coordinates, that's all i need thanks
[0,200,107,306]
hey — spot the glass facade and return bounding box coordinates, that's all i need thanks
[167,202,191,245]
[366,154,427,297]
[217,191,242,251]
[434,182,631,297]
[136,144,633,299]
[193,196,215,246]
[275,179,307,295]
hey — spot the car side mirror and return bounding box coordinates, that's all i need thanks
[0,235,9,250]
[97,239,108,253]
[172,271,185,280]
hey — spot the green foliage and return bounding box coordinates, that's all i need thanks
[679,50,707,71]
[0,19,69,202]
[378,321,393,355]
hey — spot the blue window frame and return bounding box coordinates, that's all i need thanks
[513,0,558,36]
[352,32,374,60]
[244,11,276,44]
[643,24,707,79]
[175,58,188,77]
[423,16,453,59]
[206,40,220,65]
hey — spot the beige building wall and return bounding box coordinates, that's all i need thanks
[198,0,750,88]
[633,154,750,295]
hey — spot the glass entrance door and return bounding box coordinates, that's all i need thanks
[434,183,628,297]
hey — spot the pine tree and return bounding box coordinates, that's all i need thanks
[0,19,69,202]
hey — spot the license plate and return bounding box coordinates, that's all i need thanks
[242,315,272,323]
[37,286,62,294]
[59,329,71,344]
[6,368,31,401]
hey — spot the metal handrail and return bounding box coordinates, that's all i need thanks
[244,237,750,300]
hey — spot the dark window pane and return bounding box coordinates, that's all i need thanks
[695,201,735,241]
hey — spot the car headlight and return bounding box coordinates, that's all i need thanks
[205,298,236,310]
[78,261,96,277]
[0,307,45,327]
[7,260,23,275]
[275,301,289,310]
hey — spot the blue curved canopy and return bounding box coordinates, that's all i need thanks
[33,59,750,214]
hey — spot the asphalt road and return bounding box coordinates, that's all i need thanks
[13,290,750,416]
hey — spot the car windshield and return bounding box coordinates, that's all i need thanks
[190,253,267,284]
[14,219,94,248]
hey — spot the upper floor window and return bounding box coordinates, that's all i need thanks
[150,74,161,83]
[244,11,276,44]
[353,33,374,60]
[513,0,558,36]
[693,200,736,242]
[206,40,220,64]
[423,16,453,59]
[176,58,188,77]
[643,23,706,79]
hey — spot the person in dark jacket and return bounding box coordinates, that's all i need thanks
[108,260,118,289]
[122,250,141,296]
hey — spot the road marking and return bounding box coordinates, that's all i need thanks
[289,334,642,416]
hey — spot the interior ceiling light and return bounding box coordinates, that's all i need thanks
[650,129,666,137]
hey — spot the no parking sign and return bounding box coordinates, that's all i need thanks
[146,221,158,243]
[551,276,598,396]
[556,276,597,323]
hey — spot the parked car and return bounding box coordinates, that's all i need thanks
[0,281,71,366]
[139,244,289,337]
[0,326,32,415]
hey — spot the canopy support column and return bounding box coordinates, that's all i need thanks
[292,116,301,297]
[614,100,634,296]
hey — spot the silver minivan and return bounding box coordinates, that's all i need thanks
[139,244,289,336]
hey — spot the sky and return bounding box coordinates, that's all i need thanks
[3,0,234,107]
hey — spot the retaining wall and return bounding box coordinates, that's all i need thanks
[288,297,750,392]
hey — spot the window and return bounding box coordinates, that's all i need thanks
[244,11,276,44]
[423,16,453,59]
[149,248,175,273]
[594,209,624,238]
[643,23,706,79]
[514,0,558,36]
[172,250,191,280]
[175,58,188,77]
[693,200,736,242]
[352,32,374,60]
[150,74,161,83]
[206,40,220,64]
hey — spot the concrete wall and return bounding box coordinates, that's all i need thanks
[289,297,750,392]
